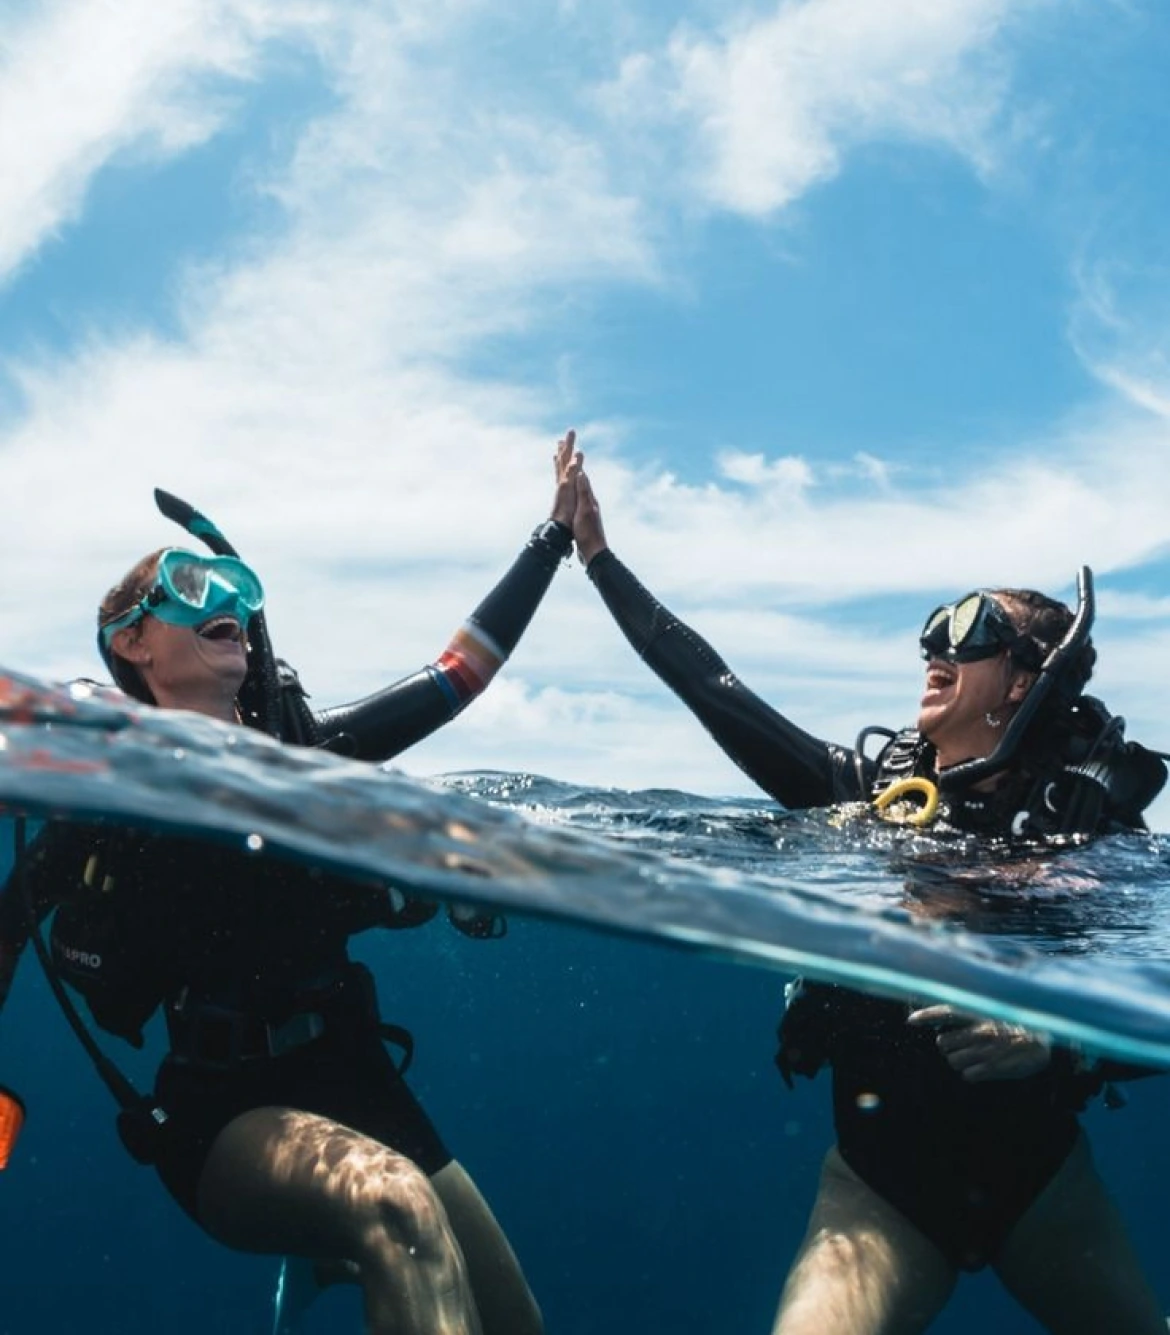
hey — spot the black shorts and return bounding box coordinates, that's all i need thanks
[149,1026,451,1221]
[833,1067,1079,1270]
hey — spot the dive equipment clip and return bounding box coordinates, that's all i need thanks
[872,777,940,828]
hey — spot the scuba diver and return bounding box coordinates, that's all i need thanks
[569,464,1168,1335]
[0,434,585,1335]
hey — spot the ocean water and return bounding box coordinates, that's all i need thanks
[1,670,1168,1333]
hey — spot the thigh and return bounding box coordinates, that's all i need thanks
[431,1161,544,1335]
[195,1105,446,1259]
[993,1133,1165,1335]
[772,1147,957,1335]
[153,1033,451,1222]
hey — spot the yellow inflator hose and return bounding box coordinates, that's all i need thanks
[872,776,940,828]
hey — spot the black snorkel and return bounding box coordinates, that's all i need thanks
[938,565,1096,794]
[153,489,316,744]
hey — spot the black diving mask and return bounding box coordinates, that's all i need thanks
[919,592,1041,669]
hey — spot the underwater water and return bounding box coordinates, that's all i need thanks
[1,670,1168,1333]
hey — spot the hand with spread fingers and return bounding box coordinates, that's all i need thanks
[908,1004,1053,1081]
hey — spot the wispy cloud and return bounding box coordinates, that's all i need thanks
[0,0,328,282]
[1069,253,1170,422]
[601,0,1027,216]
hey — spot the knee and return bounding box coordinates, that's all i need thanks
[358,1160,455,1269]
[799,1226,868,1277]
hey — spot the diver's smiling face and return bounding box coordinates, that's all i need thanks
[114,610,248,720]
[918,652,1018,768]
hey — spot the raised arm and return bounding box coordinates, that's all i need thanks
[313,433,582,762]
[574,472,857,809]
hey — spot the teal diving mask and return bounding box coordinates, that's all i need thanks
[99,548,265,648]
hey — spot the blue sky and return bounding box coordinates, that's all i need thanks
[3,0,1170,823]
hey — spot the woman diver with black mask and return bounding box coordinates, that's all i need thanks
[0,434,585,1335]
[568,462,1167,1335]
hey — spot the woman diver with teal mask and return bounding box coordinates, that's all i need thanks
[0,433,586,1335]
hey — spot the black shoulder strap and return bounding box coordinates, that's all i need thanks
[12,818,167,1164]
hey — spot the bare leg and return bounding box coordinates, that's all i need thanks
[993,1133,1165,1335]
[267,1160,540,1335]
[772,1147,957,1335]
[432,1160,544,1335]
[195,1106,481,1335]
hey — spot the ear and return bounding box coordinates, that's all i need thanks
[111,624,151,666]
[1006,669,1035,705]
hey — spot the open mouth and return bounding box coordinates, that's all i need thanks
[196,616,243,643]
[922,661,958,700]
[925,662,957,689]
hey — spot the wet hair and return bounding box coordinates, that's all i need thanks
[993,587,1096,692]
[97,549,167,704]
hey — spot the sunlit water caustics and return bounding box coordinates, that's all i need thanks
[1,669,1168,1334]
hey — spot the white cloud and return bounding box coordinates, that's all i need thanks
[602,0,1026,216]
[717,449,814,494]
[1101,591,1170,623]
[1069,255,1170,424]
[0,0,332,282]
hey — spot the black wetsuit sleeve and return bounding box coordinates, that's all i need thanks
[311,521,574,763]
[586,550,859,808]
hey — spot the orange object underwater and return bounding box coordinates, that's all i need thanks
[0,1084,25,1169]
